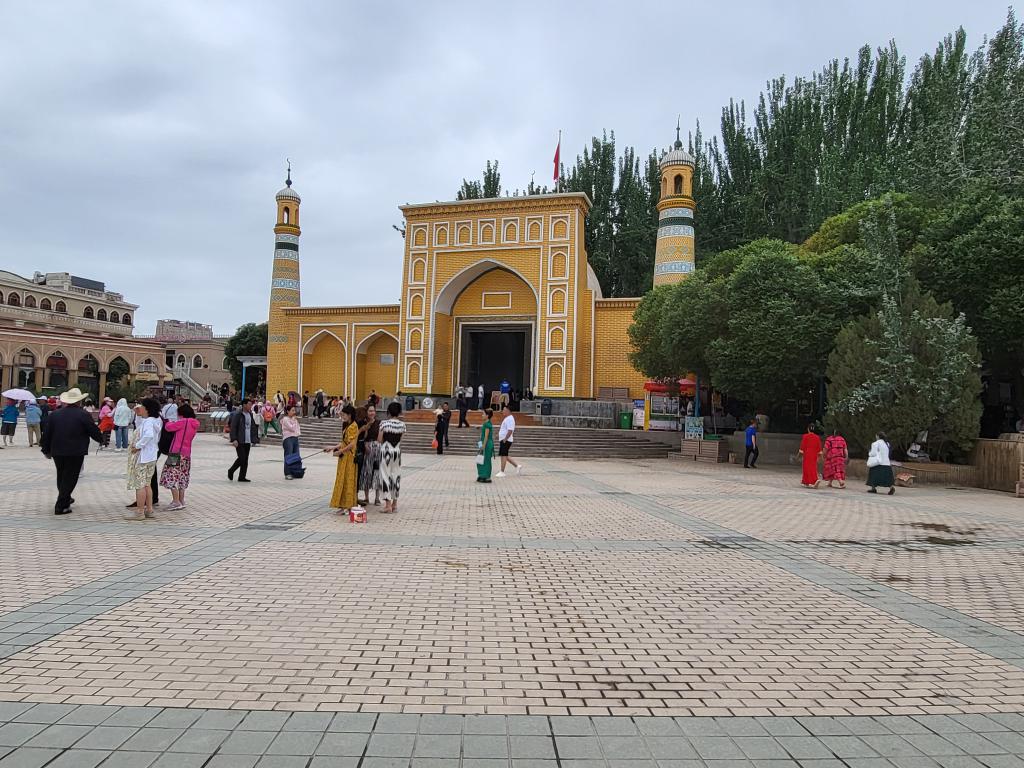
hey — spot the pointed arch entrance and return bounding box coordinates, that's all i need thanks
[301,330,346,396]
[432,261,539,395]
[354,329,398,401]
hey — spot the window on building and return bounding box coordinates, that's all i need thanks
[110,311,119,323]
[7,293,20,307]
[674,174,683,194]
[176,354,187,367]
[283,206,290,224]
[17,348,36,388]
[55,301,67,313]
[24,295,36,309]
[192,354,204,369]
[83,306,94,319]
[40,298,52,311]
[97,308,107,321]
[121,313,131,325]
[78,354,99,374]
[47,352,68,388]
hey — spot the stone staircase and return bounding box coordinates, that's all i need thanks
[263,417,676,459]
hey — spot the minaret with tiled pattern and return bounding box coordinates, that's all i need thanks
[266,164,301,395]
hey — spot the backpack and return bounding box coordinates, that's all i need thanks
[262,406,275,422]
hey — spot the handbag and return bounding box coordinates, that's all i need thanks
[475,454,485,465]
[431,438,439,450]
[866,454,879,468]
[164,422,190,467]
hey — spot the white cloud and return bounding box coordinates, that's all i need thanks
[0,0,1011,334]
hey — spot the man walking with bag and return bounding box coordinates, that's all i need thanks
[228,399,260,482]
[40,388,102,515]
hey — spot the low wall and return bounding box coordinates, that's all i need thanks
[846,459,978,487]
[539,415,617,429]
[971,435,1024,493]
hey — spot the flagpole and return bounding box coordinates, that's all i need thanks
[556,129,561,193]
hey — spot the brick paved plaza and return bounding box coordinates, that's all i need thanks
[2,434,1024,766]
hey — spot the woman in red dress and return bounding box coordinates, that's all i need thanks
[798,424,822,488]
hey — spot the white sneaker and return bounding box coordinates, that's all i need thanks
[516,464,523,475]
[495,472,506,478]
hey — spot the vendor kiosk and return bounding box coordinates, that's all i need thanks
[642,381,681,431]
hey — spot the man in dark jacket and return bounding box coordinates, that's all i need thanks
[39,388,102,515]
[228,399,260,482]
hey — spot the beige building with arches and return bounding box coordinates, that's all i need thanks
[0,270,166,399]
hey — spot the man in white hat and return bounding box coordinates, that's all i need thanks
[39,388,103,515]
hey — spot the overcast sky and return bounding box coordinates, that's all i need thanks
[1,1,1013,335]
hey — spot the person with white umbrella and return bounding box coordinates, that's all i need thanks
[1,388,37,448]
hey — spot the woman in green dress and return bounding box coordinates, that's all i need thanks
[476,408,495,483]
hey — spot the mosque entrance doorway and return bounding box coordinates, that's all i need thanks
[458,323,532,399]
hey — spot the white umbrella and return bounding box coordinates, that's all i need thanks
[2,388,38,402]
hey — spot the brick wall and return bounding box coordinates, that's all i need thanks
[593,300,646,400]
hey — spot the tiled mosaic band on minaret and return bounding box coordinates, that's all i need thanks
[654,205,695,280]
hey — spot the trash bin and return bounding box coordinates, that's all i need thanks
[540,398,553,416]
[619,412,633,430]
[404,395,415,412]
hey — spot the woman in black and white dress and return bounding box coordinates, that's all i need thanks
[377,401,406,513]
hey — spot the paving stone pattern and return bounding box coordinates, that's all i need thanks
[0,435,1023,764]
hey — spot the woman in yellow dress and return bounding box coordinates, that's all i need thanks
[325,404,359,512]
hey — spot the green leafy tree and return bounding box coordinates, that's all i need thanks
[826,285,982,457]
[224,322,268,392]
[803,194,932,320]
[456,160,501,200]
[610,146,658,296]
[706,240,839,406]
[914,188,1024,395]
[628,285,675,379]
[960,11,1024,194]
[482,160,501,198]
[826,208,982,457]
[563,132,618,294]
[456,179,482,200]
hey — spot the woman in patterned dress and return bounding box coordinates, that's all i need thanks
[159,403,200,510]
[126,398,162,520]
[823,429,848,489]
[359,404,381,506]
[326,404,359,513]
[377,401,406,513]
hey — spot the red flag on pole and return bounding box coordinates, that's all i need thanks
[552,131,561,184]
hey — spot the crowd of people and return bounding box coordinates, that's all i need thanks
[14,388,202,518]
[742,418,895,494]
[7,378,913,521]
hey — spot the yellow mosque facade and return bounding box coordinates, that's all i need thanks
[266,135,696,402]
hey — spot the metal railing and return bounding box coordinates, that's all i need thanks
[173,364,217,399]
